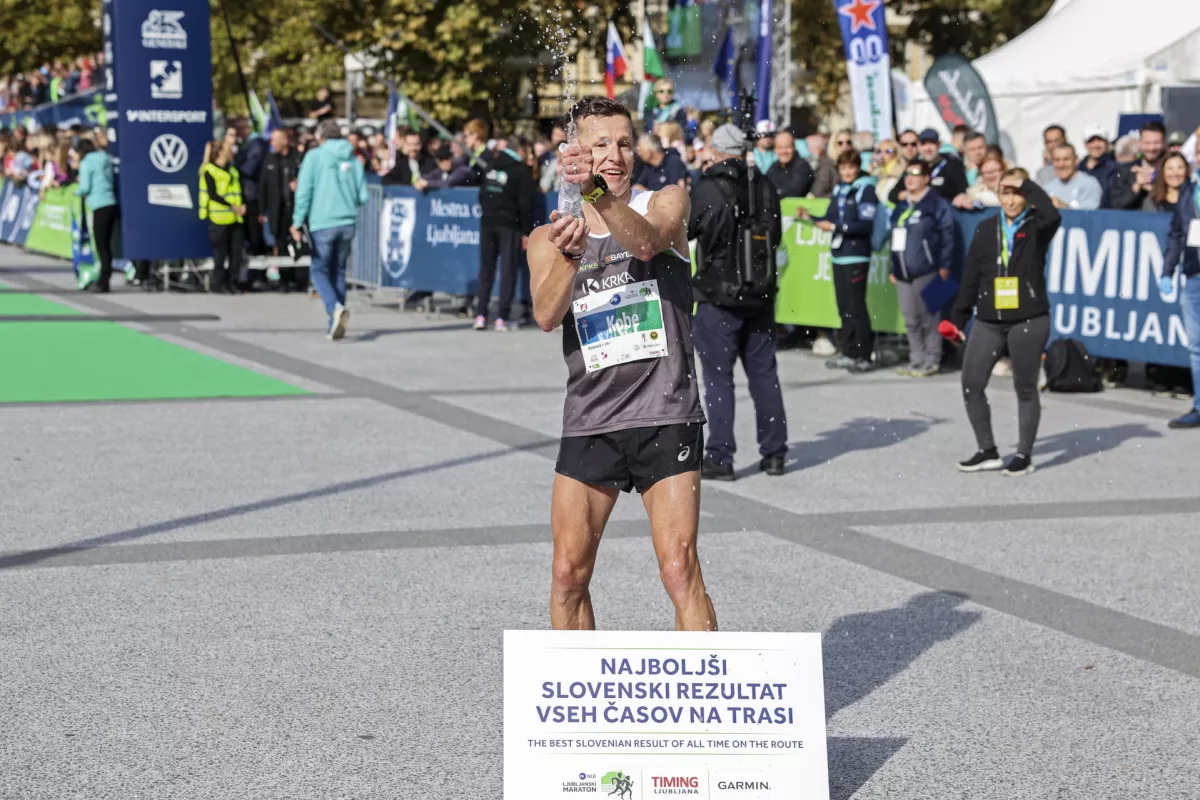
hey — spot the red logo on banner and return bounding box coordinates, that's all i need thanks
[839,0,880,34]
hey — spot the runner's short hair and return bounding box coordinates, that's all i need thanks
[567,96,633,133]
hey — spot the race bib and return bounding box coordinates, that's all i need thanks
[573,279,668,373]
[1188,219,1200,248]
[831,233,844,249]
[891,227,907,252]
[995,276,1020,310]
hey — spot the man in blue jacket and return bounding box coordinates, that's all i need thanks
[1160,138,1200,429]
[291,119,369,340]
[1079,125,1119,208]
[889,159,955,377]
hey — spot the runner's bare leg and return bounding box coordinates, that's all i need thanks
[642,471,716,631]
[550,474,620,630]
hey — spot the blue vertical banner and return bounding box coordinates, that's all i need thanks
[834,0,894,141]
[754,0,772,123]
[105,0,213,259]
[713,28,738,113]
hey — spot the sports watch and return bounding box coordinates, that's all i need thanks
[582,174,608,204]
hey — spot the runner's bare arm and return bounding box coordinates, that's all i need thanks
[593,184,690,261]
[529,214,587,332]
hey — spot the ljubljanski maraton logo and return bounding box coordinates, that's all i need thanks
[600,771,634,799]
[561,772,597,794]
[141,10,187,49]
[381,197,418,279]
[148,134,188,173]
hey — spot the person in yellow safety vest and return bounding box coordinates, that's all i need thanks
[198,139,247,294]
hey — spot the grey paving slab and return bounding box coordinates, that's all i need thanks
[861,515,1200,638]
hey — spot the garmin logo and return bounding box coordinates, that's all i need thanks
[717,781,771,790]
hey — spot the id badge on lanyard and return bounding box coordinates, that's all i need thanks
[996,221,1020,310]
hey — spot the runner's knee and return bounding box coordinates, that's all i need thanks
[658,548,700,599]
[551,554,594,598]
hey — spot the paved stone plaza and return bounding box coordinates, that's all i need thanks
[2,249,1198,799]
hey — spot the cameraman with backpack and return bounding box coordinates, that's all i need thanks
[688,124,786,481]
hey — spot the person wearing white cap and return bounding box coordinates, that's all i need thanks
[1079,124,1118,208]
[753,119,777,174]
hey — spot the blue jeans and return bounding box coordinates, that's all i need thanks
[1182,276,1200,411]
[309,224,355,324]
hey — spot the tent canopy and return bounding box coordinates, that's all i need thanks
[906,0,1200,172]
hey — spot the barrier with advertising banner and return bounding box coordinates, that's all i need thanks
[777,198,905,333]
[0,89,107,132]
[22,186,82,259]
[379,186,486,294]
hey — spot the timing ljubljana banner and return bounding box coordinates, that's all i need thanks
[503,631,830,800]
[104,0,213,259]
[833,0,893,142]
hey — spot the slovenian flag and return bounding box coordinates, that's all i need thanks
[605,22,627,99]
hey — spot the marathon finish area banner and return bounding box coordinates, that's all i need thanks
[379,186,484,293]
[777,198,906,334]
[833,0,893,142]
[503,630,829,800]
[106,0,213,259]
[923,54,1000,146]
[0,180,41,247]
[957,209,1189,367]
[0,90,107,133]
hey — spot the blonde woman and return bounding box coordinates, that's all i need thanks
[873,138,906,201]
[198,139,246,294]
[956,153,1007,209]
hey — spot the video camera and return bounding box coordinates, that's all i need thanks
[736,89,759,147]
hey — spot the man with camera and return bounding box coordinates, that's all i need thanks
[688,124,786,481]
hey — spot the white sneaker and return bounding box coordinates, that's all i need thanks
[494,318,512,332]
[474,315,487,331]
[330,303,349,340]
[812,336,838,357]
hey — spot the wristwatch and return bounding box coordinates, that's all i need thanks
[582,174,608,204]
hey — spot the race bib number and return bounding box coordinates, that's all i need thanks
[891,227,907,251]
[1188,219,1200,248]
[995,276,1020,310]
[573,279,668,372]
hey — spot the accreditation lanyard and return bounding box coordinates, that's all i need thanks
[897,202,918,229]
[835,184,849,225]
[1193,179,1200,215]
[999,210,1028,275]
[930,159,946,181]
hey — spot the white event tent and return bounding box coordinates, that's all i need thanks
[906,0,1200,171]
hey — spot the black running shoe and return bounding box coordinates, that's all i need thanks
[847,358,875,374]
[957,448,1004,473]
[760,454,786,476]
[1002,454,1035,477]
[701,458,735,481]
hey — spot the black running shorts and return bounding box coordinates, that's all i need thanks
[555,423,704,493]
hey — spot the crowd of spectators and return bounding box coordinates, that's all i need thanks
[1,56,99,111]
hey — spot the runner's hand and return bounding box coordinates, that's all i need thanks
[548,210,587,257]
[559,142,594,187]
[939,268,951,281]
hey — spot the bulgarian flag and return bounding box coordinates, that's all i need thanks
[639,15,665,120]
[605,21,628,99]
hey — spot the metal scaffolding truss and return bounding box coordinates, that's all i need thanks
[770,0,793,126]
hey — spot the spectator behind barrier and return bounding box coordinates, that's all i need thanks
[808,133,836,198]
[1079,125,1119,208]
[421,144,473,189]
[957,152,1006,210]
[1043,143,1102,210]
[873,138,907,202]
[766,130,814,199]
[1034,124,1066,187]
[1110,121,1166,210]
[1143,151,1190,214]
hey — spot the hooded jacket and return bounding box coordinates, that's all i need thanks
[888,187,955,282]
[815,175,878,264]
[950,179,1062,329]
[1078,151,1119,207]
[74,150,116,210]
[291,138,368,233]
[477,148,535,233]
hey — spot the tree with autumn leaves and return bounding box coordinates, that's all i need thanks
[2,0,1051,125]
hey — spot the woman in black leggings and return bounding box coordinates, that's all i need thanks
[950,170,1061,476]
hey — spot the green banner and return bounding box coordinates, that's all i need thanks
[23,185,79,259]
[776,198,906,334]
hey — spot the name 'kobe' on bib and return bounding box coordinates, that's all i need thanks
[573,279,668,372]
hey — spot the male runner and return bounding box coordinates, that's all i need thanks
[527,96,717,632]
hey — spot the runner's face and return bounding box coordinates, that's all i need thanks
[579,114,635,196]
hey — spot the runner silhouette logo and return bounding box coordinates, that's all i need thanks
[601,771,634,799]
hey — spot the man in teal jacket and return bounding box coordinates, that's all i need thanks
[291,119,368,340]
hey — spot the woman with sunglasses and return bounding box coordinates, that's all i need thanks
[950,171,1061,476]
[873,139,906,201]
[649,79,687,129]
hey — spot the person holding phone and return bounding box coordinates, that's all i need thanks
[1110,121,1167,210]
[949,171,1061,475]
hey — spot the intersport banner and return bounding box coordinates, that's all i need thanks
[104,0,213,259]
[923,54,1000,146]
[833,0,893,142]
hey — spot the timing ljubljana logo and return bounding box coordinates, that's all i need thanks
[141,10,187,49]
[149,134,188,173]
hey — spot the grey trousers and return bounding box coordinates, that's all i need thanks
[895,273,942,370]
[961,315,1051,455]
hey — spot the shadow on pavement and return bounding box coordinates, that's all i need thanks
[827,736,908,800]
[824,591,981,719]
[1033,423,1162,471]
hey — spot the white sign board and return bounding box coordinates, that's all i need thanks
[504,630,829,800]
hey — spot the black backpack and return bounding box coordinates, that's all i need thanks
[1044,338,1103,393]
[696,175,776,306]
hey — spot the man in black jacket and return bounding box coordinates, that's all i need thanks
[474,134,535,331]
[381,128,435,186]
[1109,120,1166,210]
[234,125,269,259]
[260,128,305,290]
[1079,125,1119,207]
[688,124,787,480]
[891,128,968,204]
[766,130,814,198]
